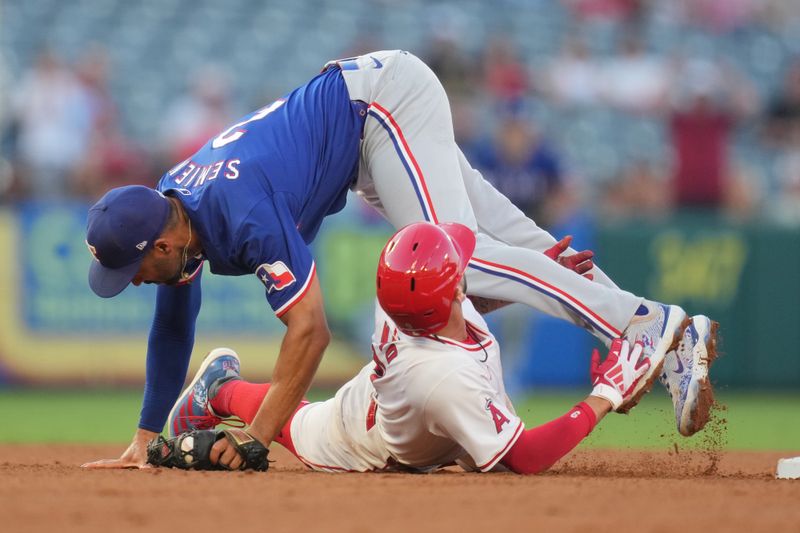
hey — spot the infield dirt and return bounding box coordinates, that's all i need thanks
[1,445,798,533]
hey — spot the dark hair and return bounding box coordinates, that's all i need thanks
[162,196,181,232]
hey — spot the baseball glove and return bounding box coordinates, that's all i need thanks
[146,429,269,471]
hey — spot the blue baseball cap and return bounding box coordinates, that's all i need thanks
[86,185,171,298]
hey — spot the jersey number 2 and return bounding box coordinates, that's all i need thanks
[211,99,286,148]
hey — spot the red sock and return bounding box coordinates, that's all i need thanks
[211,379,269,423]
[210,380,301,456]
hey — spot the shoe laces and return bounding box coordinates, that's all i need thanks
[177,414,246,430]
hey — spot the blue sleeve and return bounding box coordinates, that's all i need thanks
[237,193,315,317]
[138,271,203,432]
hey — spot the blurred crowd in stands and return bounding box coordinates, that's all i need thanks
[2,0,800,227]
[0,46,234,202]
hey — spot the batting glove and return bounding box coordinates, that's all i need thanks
[544,235,595,280]
[590,338,650,411]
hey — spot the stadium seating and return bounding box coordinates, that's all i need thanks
[1,0,794,189]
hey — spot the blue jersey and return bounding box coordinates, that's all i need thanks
[156,66,366,315]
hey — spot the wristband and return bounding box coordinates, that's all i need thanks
[590,383,623,410]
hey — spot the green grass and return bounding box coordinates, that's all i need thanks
[513,390,800,451]
[0,388,797,450]
[0,388,334,444]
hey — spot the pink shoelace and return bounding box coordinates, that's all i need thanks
[177,414,246,430]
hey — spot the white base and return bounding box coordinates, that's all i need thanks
[776,457,800,479]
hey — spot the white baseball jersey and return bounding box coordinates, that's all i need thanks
[289,299,523,473]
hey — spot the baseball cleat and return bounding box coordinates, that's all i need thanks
[659,315,719,436]
[617,301,688,414]
[166,347,242,437]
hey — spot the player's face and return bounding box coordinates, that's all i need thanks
[131,246,184,287]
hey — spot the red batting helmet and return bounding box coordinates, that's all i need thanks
[376,222,476,336]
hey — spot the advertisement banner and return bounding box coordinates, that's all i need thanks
[0,202,392,385]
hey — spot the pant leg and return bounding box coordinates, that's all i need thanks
[467,234,640,338]
[352,51,640,338]
[352,51,477,227]
[456,147,621,290]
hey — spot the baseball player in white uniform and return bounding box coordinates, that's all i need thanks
[166,223,654,474]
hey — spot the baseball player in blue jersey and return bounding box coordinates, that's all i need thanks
[83,50,717,469]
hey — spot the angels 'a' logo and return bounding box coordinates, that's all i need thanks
[485,399,510,434]
[256,261,296,293]
[85,241,99,261]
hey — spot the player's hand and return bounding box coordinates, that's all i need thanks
[209,429,264,470]
[544,235,595,280]
[81,428,158,469]
[589,338,650,411]
[148,429,269,471]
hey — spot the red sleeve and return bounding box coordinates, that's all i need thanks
[499,402,597,475]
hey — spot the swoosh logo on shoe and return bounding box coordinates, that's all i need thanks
[371,56,383,68]
[672,356,684,374]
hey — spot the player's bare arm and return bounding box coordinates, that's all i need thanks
[210,274,330,469]
[250,276,330,443]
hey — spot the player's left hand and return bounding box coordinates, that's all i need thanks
[209,428,267,470]
[544,235,595,280]
[589,338,650,411]
[82,428,157,469]
[210,433,244,470]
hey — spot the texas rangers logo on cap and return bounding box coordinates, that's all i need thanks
[256,261,296,293]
